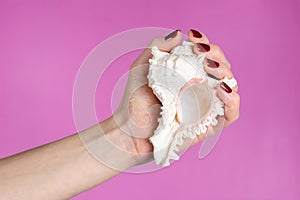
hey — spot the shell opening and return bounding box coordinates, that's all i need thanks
[177,80,212,127]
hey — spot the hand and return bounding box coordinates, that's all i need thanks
[109,29,240,165]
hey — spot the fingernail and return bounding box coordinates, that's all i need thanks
[196,43,210,52]
[220,82,232,93]
[190,29,202,38]
[165,29,180,40]
[206,58,220,68]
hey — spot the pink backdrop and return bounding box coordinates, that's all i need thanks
[1,0,299,199]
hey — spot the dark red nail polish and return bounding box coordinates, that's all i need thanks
[196,43,210,52]
[220,82,232,93]
[191,29,202,38]
[165,29,180,40]
[206,58,220,68]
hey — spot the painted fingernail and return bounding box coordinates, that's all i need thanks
[196,43,210,52]
[220,82,232,93]
[206,58,220,68]
[190,29,202,38]
[165,29,180,40]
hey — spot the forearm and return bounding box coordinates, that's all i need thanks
[0,117,138,200]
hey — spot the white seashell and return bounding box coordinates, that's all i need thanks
[147,41,237,167]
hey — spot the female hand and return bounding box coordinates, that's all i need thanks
[109,29,240,165]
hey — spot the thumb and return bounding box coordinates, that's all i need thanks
[131,30,182,68]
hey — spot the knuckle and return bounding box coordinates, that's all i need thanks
[149,38,161,47]
[130,63,136,69]
[211,44,227,60]
[220,65,233,78]
[234,111,240,121]
[227,62,231,69]
[226,110,239,122]
[235,93,241,104]
[224,61,232,70]
[227,96,236,105]
[213,44,223,54]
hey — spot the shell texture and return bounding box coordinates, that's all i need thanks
[148,41,237,166]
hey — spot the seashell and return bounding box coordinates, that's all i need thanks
[147,41,237,167]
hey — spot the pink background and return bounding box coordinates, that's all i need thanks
[1,0,299,199]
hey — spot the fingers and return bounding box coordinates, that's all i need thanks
[193,43,229,65]
[204,58,238,92]
[131,30,182,69]
[217,82,240,127]
[187,29,239,145]
[204,58,233,79]
[188,28,230,67]
[188,29,209,44]
[189,29,235,93]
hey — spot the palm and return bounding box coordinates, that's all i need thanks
[116,64,161,155]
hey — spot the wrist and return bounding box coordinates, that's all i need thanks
[103,116,154,166]
[78,116,147,171]
[101,117,142,167]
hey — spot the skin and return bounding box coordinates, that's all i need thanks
[0,29,240,199]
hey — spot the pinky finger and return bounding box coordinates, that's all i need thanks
[216,82,240,126]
